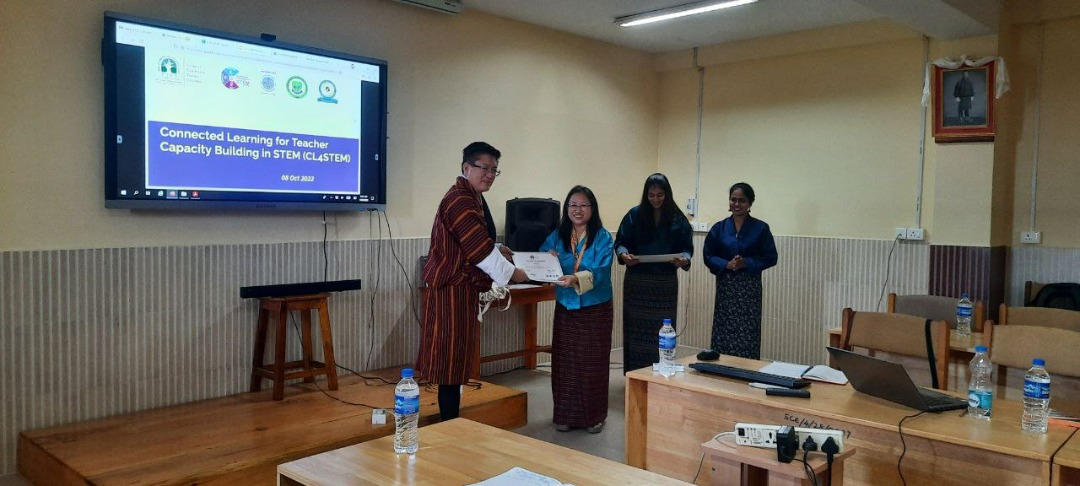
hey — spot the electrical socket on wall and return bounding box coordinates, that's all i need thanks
[691,221,709,232]
[734,423,845,453]
[894,227,925,241]
[1021,231,1041,244]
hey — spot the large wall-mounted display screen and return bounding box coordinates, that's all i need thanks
[103,12,388,211]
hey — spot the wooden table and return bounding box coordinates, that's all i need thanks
[1054,430,1080,486]
[277,418,691,485]
[626,354,1077,485]
[477,285,555,374]
[702,434,857,486]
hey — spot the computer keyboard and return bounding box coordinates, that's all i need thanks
[688,362,811,389]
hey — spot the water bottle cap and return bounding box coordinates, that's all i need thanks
[401,368,414,378]
[974,345,987,353]
[1033,358,1045,366]
[961,293,969,298]
[663,318,672,324]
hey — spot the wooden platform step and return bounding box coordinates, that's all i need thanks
[18,368,527,485]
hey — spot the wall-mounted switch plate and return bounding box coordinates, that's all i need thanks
[906,228,925,241]
[691,221,709,232]
[1021,231,1041,244]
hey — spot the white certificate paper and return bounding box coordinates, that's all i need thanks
[514,252,564,283]
[635,253,682,263]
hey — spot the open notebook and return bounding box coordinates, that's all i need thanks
[758,361,848,385]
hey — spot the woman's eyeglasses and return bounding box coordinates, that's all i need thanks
[568,204,592,209]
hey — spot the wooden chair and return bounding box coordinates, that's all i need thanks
[999,303,1080,333]
[887,293,986,333]
[840,308,951,390]
[984,323,1080,411]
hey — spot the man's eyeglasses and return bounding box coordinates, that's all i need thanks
[468,163,501,177]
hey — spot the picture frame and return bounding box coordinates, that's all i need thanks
[932,63,996,143]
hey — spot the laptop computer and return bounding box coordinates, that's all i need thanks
[826,347,967,412]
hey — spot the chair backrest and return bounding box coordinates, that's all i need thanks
[985,323,1080,379]
[1029,282,1080,311]
[887,293,986,332]
[840,308,951,390]
[999,304,1080,332]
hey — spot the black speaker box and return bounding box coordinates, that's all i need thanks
[505,197,560,252]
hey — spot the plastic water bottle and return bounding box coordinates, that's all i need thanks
[1022,358,1051,433]
[967,345,993,419]
[394,368,420,454]
[956,293,973,337]
[658,318,676,377]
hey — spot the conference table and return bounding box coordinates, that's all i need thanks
[277,418,691,485]
[626,354,1079,485]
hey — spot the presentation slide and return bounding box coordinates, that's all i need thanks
[120,21,377,194]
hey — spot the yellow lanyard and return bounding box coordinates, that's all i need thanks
[571,230,587,273]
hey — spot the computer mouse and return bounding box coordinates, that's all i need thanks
[696,349,720,361]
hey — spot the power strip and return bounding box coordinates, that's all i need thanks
[734,423,844,453]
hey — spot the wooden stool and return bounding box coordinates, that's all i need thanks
[701,435,855,486]
[250,293,338,400]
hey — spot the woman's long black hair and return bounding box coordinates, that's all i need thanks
[557,185,603,251]
[636,173,685,237]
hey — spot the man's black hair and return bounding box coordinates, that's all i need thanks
[462,141,501,165]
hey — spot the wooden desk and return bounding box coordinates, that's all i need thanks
[1053,430,1080,486]
[277,418,691,485]
[479,285,556,371]
[626,355,1076,485]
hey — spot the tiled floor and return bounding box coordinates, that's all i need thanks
[485,346,701,464]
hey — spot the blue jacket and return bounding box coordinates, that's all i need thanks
[703,215,778,276]
[540,229,614,310]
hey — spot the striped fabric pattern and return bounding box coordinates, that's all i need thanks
[621,272,678,374]
[416,178,497,385]
[551,301,613,428]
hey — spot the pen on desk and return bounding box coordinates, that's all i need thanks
[748,382,785,390]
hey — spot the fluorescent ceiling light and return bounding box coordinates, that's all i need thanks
[616,0,758,27]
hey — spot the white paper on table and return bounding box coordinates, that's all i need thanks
[469,467,568,486]
[634,253,683,263]
[514,252,564,283]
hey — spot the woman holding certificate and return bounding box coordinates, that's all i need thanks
[614,173,694,374]
[702,182,777,360]
[540,185,613,434]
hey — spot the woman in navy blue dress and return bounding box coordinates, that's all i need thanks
[702,183,777,359]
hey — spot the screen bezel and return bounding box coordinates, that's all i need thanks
[102,11,388,212]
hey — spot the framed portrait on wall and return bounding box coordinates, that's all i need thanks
[932,63,996,143]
